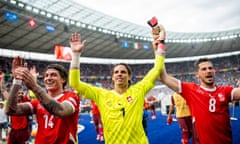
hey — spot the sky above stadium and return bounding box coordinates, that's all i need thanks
[74,0,240,33]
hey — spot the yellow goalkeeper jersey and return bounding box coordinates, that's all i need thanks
[70,55,164,144]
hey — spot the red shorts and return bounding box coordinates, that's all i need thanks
[8,128,30,144]
[178,116,192,137]
[93,114,102,126]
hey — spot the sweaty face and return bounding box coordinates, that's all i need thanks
[43,69,65,92]
[112,65,130,88]
[196,61,215,87]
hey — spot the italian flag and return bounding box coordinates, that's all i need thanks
[133,42,141,49]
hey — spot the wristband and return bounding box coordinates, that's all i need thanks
[70,52,81,68]
[13,79,22,86]
[156,43,166,54]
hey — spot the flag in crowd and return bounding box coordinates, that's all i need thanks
[143,43,149,50]
[122,41,130,48]
[28,18,37,28]
[4,10,18,23]
[54,45,72,61]
[46,23,55,32]
[4,9,55,32]
[4,9,150,54]
[133,42,141,49]
[122,41,149,50]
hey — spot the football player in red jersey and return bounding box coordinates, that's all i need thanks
[156,37,240,143]
[91,100,104,142]
[7,89,32,144]
[146,95,157,120]
[6,57,80,144]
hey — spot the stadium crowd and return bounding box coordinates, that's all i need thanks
[0,54,239,89]
[0,54,239,143]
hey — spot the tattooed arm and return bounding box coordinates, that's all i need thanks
[16,67,74,117]
[12,55,75,117]
[5,82,33,115]
[6,56,33,115]
[31,85,74,117]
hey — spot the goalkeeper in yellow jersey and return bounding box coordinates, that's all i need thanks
[69,21,165,144]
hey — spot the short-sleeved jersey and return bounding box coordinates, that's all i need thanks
[180,82,233,144]
[10,115,29,130]
[29,91,80,144]
[70,56,164,144]
[10,96,31,130]
[172,93,191,118]
[91,100,100,115]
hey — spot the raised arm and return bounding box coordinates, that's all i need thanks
[151,31,179,92]
[12,59,75,117]
[142,20,166,84]
[159,67,180,92]
[0,74,9,101]
[69,33,86,91]
[5,80,33,115]
[69,32,86,70]
[5,56,32,115]
[147,17,180,92]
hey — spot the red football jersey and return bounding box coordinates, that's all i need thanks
[11,97,30,130]
[91,100,100,115]
[30,91,80,144]
[10,115,29,130]
[180,82,233,144]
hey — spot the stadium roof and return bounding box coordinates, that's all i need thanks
[0,0,240,60]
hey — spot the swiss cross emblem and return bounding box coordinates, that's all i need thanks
[218,93,225,102]
[28,18,37,28]
[127,96,133,102]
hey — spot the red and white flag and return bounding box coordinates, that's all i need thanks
[54,45,72,61]
[28,18,37,28]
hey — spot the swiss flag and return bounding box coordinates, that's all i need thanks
[28,18,36,28]
[54,45,72,61]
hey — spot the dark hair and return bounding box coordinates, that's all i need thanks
[112,63,132,86]
[45,64,68,88]
[194,58,212,71]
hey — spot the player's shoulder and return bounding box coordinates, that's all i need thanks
[182,82,200,88]
[63,91,80,99]
[64,91,78,96]
[215,85,234,92]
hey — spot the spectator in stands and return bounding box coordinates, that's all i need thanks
[156,27,240,143]
[0,98,8,144]
[69,32,165,144]
[5,56,80,144]
[167,92,192,144]
[90,100,104,142]
[0,72,8,144]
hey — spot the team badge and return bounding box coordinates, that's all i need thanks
[127,96,133,103]
[218,93,225,102]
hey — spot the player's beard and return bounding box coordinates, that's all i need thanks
[203,77,215,87]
